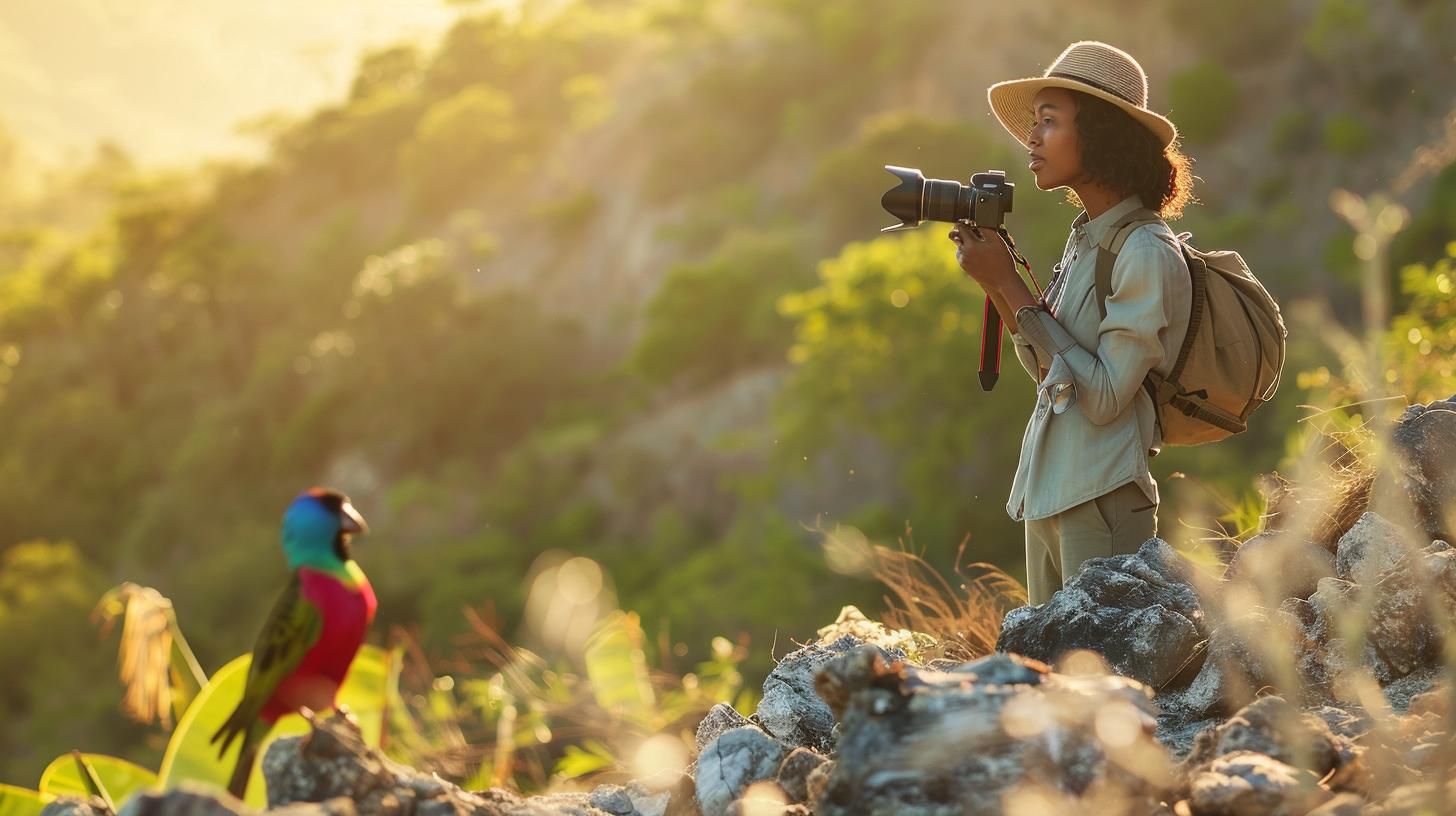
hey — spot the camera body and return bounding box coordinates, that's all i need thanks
[880,166,1015,232]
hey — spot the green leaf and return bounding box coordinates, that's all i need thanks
[0,786,49,816]
[553,740,616,781]
[157,644,391,809]
[38,754,157,805]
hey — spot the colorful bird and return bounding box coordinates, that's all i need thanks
[211,487,376,799]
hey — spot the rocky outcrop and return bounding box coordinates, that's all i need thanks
[809,647,1170,815]
[996,539,1206,693]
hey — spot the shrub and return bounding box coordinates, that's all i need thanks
[1169,61,1240,144]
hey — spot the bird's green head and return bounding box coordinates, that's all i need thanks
[281,487,368,572]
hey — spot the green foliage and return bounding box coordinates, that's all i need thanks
[1166,0,1296,62]
[809,112,1012,245]
[1270,109,1317,157]
[1392,163,1456,269]
[1303,0,1372,60]
[402,85,525,215]
[158,646,390,809]
[38,754,156,805]
[0,786,47,816]
[1168,61,1239,144]
[774,229,1031,564]
[1322,112,1371,156]
[632,229,811,388]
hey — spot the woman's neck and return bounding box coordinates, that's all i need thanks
[1073,182,1128,221]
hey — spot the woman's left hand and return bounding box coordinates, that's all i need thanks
[949,224,1016,291]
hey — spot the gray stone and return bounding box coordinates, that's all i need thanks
[1226,531,1336,601]
[44,798,114,816]
[586,786,634,815]
[1305,792,1365,816]
[1180,697,1347,781]
[810,645,1168,816]
[774,748,827,804]
[694,727,785,816]
[117,788,252,816]
[755,635,902,752]
[1155,605,1299,727]
[1334,512,1414,587]
[997,539,1205,691]
[1188,751,1333,816]
[1374,395,1456,543]
[695,704,752,753]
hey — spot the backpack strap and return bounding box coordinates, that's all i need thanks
[1094,209,1164,321]
[1092,208,1169,452]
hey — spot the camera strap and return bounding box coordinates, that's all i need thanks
[995,227,1042,299]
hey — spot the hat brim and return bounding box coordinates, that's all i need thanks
[987,77,1177,150]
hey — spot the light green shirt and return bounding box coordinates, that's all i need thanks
[1006,196,1192,522]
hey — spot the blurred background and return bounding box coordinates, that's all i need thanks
[2,0,1456,790]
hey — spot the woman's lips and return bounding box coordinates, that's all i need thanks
[1028,158,1045,171]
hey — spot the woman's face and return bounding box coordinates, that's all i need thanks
[1026,87,1083,191]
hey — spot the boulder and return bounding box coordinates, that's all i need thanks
[997,539,1205,692]
[693,727,784,816]
[1373,394,1456,543]
[809,646,1170,815]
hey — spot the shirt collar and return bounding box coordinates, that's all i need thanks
[1070,195,1147,248]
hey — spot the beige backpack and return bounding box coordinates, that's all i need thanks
[1096,209,1287,447]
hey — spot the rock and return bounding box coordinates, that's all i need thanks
[695,704,753,753]
[260,711,633,815]
[810,645,1170,815]
[116,788,253,816]
[773,748,827,804]
[586,787,635,815]
[1373,395,1456,543]
[1334,512,1415,587]
[1188,751,1333,815]
[694,727,785,816]
[44,798,115,816]
[1179,697,1353,787]
[755,634,904,752]
[1305,792,1365,816]
[996,539,1205,691]
[1225,531,1336,601]
[1155,605,1298,728]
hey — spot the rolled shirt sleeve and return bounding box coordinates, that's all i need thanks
[1010,333,1047,382]
[1012,231,1180,426]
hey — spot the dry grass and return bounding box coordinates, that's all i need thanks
[871,535,1027,664]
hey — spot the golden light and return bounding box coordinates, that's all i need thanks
[737,782,789,816]
[1093,700,1143,749]
[632,734,689,781]
[1000,694,1052,739]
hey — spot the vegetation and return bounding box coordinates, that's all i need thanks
[1,0,1455,797]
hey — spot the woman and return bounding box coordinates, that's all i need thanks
[952,41,1196,605]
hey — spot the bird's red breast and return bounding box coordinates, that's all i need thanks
[260,567,377,722]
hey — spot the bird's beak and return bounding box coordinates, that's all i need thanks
[340,501,369,535]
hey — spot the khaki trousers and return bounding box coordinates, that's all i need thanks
[1024,481,1157,605]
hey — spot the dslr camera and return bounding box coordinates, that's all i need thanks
[879,166,1014,232]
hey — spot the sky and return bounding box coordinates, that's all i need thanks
[0,0,473,167]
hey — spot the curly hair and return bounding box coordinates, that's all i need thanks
[1065,90,1196,220]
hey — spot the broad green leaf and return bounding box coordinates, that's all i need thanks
[38,754,157,805]
[0,786,49,816]
[158,644,390,809]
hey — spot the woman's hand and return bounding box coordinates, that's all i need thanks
[949,223,1017,291]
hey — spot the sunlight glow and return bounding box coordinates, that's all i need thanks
[631,734,688,781]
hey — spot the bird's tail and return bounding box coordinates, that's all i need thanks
[216,717,270,800]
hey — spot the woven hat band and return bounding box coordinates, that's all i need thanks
[1046,70,1141,107]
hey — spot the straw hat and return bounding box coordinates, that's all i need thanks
[987,41,1177,149]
